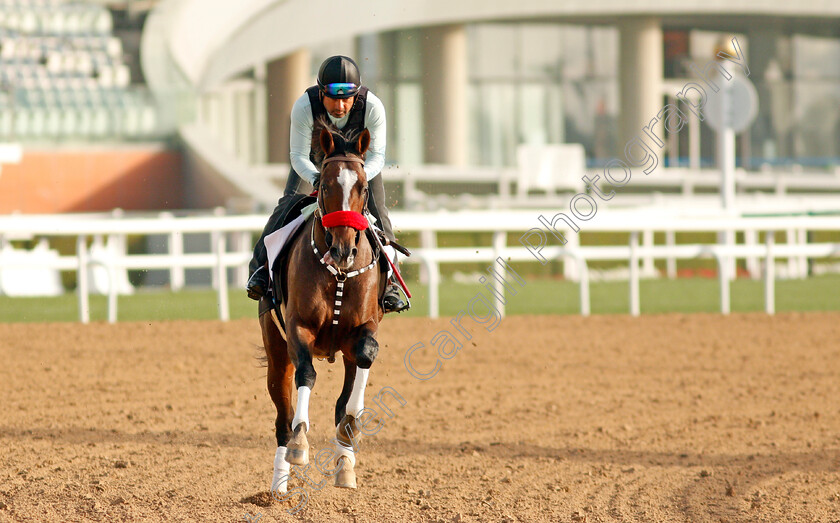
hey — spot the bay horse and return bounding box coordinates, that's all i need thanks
[258,124,385,496]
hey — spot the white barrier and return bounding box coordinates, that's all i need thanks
[0,210,838,322]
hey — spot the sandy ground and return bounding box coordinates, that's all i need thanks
[1,313,840,522]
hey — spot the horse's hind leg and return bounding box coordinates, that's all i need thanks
[259,310,294,494]
[285,325,317,466]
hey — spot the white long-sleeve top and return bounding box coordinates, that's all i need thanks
[289,90,387,185]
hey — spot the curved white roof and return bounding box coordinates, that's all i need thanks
[158,0,840,90]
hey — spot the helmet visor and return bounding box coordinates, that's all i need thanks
[322,82,358,98]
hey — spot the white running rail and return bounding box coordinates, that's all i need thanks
[0,210,838,322]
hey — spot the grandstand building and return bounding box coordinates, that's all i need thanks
[2,0,840,212]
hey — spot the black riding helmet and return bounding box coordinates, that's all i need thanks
[317,55,361,99]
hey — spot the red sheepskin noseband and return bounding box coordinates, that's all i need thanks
[321,210,369,231]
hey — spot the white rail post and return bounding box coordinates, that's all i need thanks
[492,231,506,318]
[234,230,250,288]
[797,228,808,278]
[642,229,655,277]
[106,247,118,324]
[210,206,225,289]
[665,230,676,279]
[110,208,127,299]
[764,231,775,315]
[744,229,760,279]
[577,256,590,316]
[563,230,580,282]
[719,229,736,281]
[419,229,436,285]
[76,235,90,324]
[786,227,798,279]
[715,251,730,315]
[629,231,640,316]
[161,212,185,290]
[425,256,440,319]
[215,227,230,321]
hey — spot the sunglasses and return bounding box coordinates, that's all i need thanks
[321,83,358,97]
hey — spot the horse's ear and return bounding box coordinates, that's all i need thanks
[356,129,370,155]
[320,128,334,157]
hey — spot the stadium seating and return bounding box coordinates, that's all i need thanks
[0,0,158,141]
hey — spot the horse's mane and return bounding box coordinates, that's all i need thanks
[311,116,366,169]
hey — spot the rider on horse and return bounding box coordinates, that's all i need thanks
[247,55,408,313]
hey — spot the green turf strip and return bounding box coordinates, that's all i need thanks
[0,275,837,323]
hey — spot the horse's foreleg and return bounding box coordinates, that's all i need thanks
[333,329,378,489]
[286,326,317,466]
[260,311,294,494]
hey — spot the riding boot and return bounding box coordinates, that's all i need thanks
[247,266,270,300]
[366,174,408,312]
[381,248,409,313]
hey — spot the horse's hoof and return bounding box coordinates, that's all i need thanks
[334,456,356,489]
[285,424,309,466]
[285,447,308,466]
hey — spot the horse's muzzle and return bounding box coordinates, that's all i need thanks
[329,244,357,271]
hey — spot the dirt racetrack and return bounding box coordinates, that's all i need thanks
[2,313,840,522]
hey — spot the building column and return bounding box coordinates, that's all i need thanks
[619,17,663,148]
[266,49,311,164]
[421,24,468,166]
[253,63,267,164]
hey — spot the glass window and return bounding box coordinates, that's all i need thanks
[394,83,423,165]
[396,29,422,80]
[519,25,562,78]
[793,34,840,80]
[469,82,516,166]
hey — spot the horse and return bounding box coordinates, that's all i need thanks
[258,123,386,497]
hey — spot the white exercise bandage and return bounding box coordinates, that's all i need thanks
[334,441,356,468]
[291,386,311,432]
[345,367,369,418]
[272,446,290,494]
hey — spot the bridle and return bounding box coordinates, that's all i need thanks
[311,154,378,326]
[316,155,370,226]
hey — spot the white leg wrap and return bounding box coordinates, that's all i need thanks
[291,386,311,432]
[272,446,290,494]
[334,440,356,468]
[383,245,396,279]
[345,367,369,418]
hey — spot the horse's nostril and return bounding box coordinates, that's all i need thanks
[351,247,358,257]
[329,247,340,259]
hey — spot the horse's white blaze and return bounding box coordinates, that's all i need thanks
[291,386,311,432]
[272,445,290,494]
[337,168,358,211]
[345,367,369,418]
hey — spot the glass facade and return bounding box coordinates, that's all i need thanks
[367,23,840,169]
[372,23,621,167]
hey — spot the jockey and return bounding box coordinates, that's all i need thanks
[247,55,409,313]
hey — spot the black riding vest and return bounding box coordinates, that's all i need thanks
[305,85,369,163]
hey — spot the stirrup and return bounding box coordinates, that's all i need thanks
[383,284,410,313]
[247,266,269,300]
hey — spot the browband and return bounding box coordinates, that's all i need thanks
[322,155,364,166]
